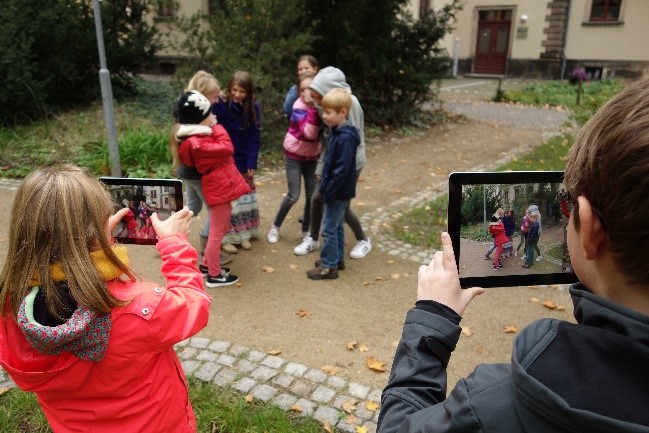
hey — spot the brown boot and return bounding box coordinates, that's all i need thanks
[306,266,339,280]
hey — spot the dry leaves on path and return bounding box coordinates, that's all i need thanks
[321,365,338,376]
[267,349,281,355]
[542,299,566,311]
[295,309,312,318]
[367,356,387,373]
[461,326,473,337]
[346,341,358,350]
[342,398,358,413]
[503,325,519,334]
[261,265,275,273]
[366,401,380,412]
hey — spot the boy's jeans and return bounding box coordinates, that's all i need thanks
[320,199,348,269]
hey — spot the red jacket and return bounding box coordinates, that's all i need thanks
[0,235,211,433]
[178,124,251,207]
[488,221,508,246]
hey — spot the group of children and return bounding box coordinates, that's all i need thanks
[169,56,372,287]
[486,205,542,270]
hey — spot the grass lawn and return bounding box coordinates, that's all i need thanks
[0,378,331,433]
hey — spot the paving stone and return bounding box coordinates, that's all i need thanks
[261,355,285,369]
[251,365,278,381]
[272,373,295,388]
[229,345,250,356]
[367,389,382,402]
[337,417,362,433]
[194,362,221,382]
[332,395,355,410]
[326,375,347,389]
[208,340,231,352]
[212,368,238,387]
[177,347,198,360]
[313,406,341,425]
[303,368,327,383]
[235,359,257,373]
[290,379,315,397]
[294,398,316,416]
[196,350,218,362]
[284,362,308,376]
[364,421,378,433]
[311,385,336,403]
[273,393,299,410]
[251,384,278,402]
[190,337,210,348]
[232,377,257,393]
[247,350,266,362]
[348,382,371,399]
[355,405,376,420]
[180,360,201,375]
[175,339,189,348]
[217,354,237,367]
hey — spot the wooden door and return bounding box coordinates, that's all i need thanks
[474,10,511,75]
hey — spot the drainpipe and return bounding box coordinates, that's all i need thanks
[559,0,572,80]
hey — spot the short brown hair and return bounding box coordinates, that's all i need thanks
[564,79,649,284]
[321,88,352,114]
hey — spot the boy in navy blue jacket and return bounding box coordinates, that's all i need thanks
[307,88,360,280]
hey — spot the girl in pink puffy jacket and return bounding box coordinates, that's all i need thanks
[0,165,209,433]
[267,72,321,244]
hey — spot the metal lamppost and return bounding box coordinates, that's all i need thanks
[93,0,121,177]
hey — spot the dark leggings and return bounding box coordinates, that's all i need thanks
[309,169,365,241]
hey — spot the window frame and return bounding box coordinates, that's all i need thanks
[588,0,622,23]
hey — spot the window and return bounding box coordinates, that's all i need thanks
[207,0,219,15]
[156,0,176,18]
[589,0,621,22]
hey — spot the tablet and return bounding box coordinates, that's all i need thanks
[448,171,578,288]
[100,177,183,245]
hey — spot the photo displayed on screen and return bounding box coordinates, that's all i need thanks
[105,184,179,245]
[457,181,572,279]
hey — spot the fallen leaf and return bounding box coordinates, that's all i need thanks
[256,181,264,186]
[245,394,254,403]
[366,401,380,411]
[461,326,473,337]
[356,202,365,206]
[374,276,385,281]
[362,281,370,286]
[345,415,359,424]
[261,266,275,273]
[295,309,312,318]
[235,282,243,288]
[289,404,302,412]
[542,299,565,311]
[267,349,281,355]
[530,297,540,303]
[289,264,298,270]
[342,398,358,413]
[503,325,519,334]
[367,356,387,372]
[358,344,369,352]
[0,387,9,396]
[391,273,400,279]
[321,365,338,376]
[387,260,395,264]
[356,426,368,433]
[322,421,333,433]
[392,340,399,348]
[346,341,358,351]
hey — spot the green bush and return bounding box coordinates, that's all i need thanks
[0,0,158,124]
[305,0,461,125]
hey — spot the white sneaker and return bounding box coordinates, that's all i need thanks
[521,255,526,261]
[350,238,372,259]
[536,255,543,262]
[267,226,279,244]
[293,236,319,255]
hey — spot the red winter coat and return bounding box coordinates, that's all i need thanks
[0,235,211,433]
[488,221,508,246]
[178,124,251,207]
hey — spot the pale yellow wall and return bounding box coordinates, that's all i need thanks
[565,0,649,61]
[151,0,208,58]
[432,0,549,60]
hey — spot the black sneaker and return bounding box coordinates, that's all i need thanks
[206,271,239,288]
[199,264,230,276]
[314,259,345,270]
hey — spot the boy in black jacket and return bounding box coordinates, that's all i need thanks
[307,89,360,280]
[378,79,649,432]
